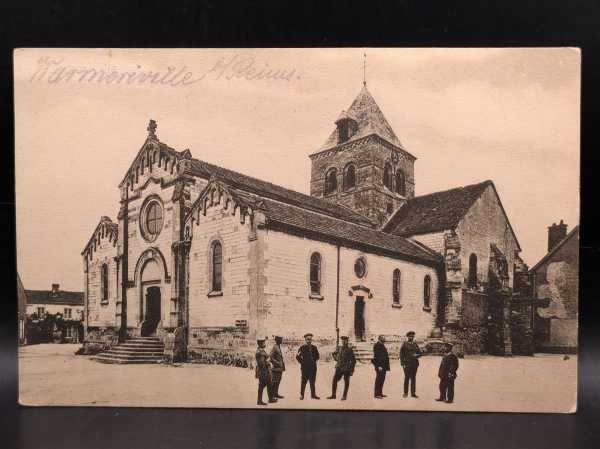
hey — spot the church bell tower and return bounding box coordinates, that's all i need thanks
[309,85,416,226]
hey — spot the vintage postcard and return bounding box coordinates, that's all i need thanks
[15,48,580,412]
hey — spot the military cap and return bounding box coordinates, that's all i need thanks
[340,335,349,340]
[406,331,416,337]
[303,332,314,338]
[445,341,454,347]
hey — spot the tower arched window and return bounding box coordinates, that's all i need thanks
[468,253,478,289]
[423,275,432,310]
[383,163,393,190]
[343,164,356,191]
[310,252,322,295]
[392,269,401,305]
[395,169,406,196]
[101,263,109,303]
[211,241,223,292]
[324,168,338,195]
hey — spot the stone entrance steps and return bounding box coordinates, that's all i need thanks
[352,341,375,363]
[92,336,165,364]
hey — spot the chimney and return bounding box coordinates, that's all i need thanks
[548,220,568,252]
[51,283,60,294]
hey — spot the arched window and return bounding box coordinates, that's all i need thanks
[101,263,109,303]
[423,275,431,310]
[324,168,338,195]
[468,253,478,289]
[310,252,322,295]
[343,164,356,191]
[392,269,401,305]
[395,170,406,196]
[211,241,223,292]
[383,163,393,190]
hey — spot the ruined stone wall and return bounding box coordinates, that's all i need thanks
[534,229,579,351]
[510,296,534,355]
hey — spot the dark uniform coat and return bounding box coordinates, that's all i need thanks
[296,344,319,373]
[372,341,390,371]
[438,352,459,379]
[255,347,271,381]
[269,344,286,372]
[333,345,356,374]
[400,341,422,368]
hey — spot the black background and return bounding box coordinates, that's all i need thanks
[1,1,599,448]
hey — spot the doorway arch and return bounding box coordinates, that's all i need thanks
[139,258,163,336]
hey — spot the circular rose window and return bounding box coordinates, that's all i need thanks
[141,199,163,241]
[354,257,367,278]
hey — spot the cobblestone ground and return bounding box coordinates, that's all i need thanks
[19,344,577,413]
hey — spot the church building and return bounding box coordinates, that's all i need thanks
[82,85,532,362]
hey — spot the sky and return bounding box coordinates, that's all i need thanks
[14,48,580,291]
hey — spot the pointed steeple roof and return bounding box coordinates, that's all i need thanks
[317,86,405,152]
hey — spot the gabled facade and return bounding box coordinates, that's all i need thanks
[531,223,579,353]
[382,180,528,355]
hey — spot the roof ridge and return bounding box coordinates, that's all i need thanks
[261,198,439,264]
[411,180,492,201]
[190,157,375,226]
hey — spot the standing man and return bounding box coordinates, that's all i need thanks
[255,337,277,406]
[372,335,390,399]
[296,333,320,400]
[327,336,356,401]
[436,342,459,404]
[269,335,285,399]
[400,330,422,398]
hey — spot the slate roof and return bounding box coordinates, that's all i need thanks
[188,158,374,227]
[530,225,580,273]
[260,197,440,265]
[383,181,493,236]
[25,289,84,306]
[316,86,407,153]
[190,181,440,266]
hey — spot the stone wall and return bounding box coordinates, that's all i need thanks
[443,290,488,355]
[510,295,534,355]
[186,195,253,332]
[86,226,118,329]
[411,231,446,254]
[309,135,414,225]
[456,184,520,289]
[261,229,440,342]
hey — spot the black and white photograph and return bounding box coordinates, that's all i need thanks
[15,48,580,412]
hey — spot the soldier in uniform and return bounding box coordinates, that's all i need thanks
[296,332,320,400]
[400,330,423,398]
[327,336,356,401]
[372,334,390,398]
[269,335,285,399]
[436,342,459,403]
[255,337,277,406]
